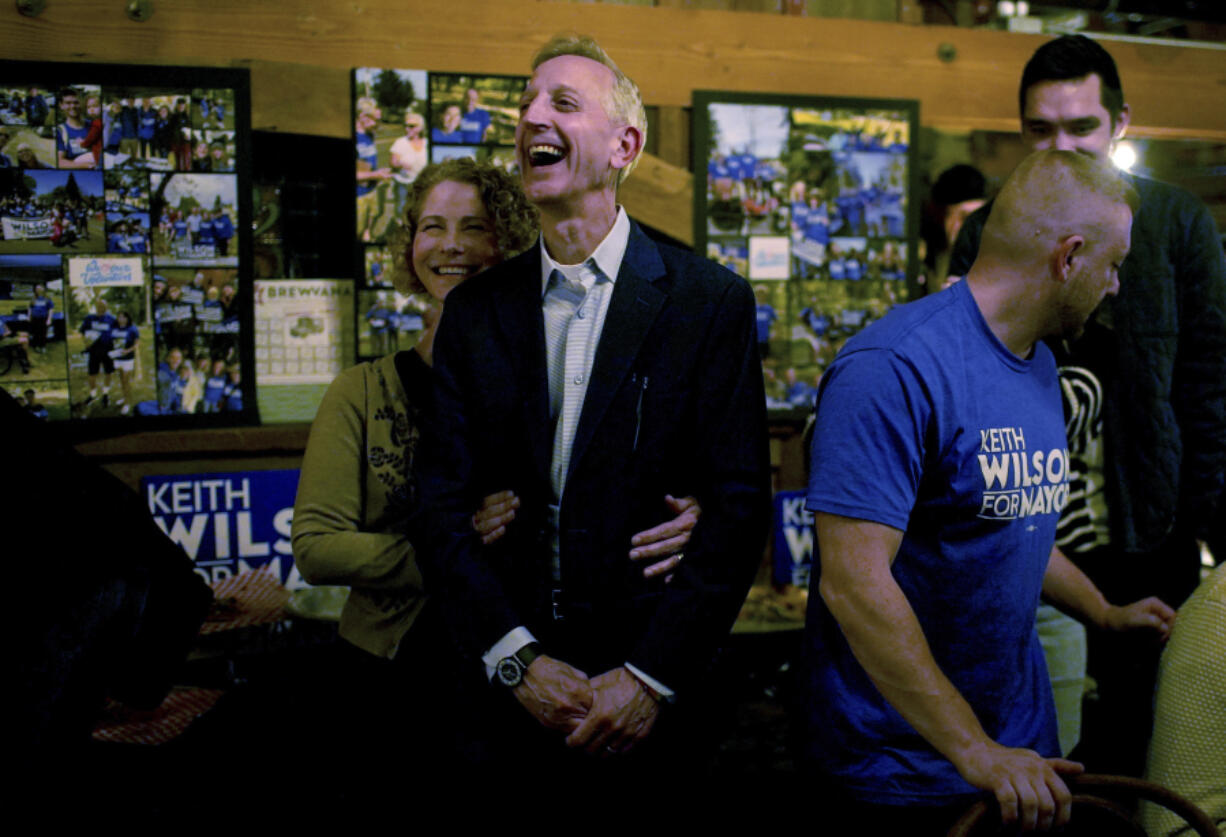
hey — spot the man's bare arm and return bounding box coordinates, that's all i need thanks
[1042,545,1175,637]
[816,512,1082,831]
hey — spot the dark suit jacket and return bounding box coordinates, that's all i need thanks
[415,221,770,693]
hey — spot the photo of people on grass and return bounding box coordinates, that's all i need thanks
[2,62,250,425]
[149,171,238,267]
[1,85,54,129]
[696,93,917,413]
[64,255,152,418]
[428,73,524,147]
[353,67,430,244]
[0,168,104,253]
[0,256,67,385]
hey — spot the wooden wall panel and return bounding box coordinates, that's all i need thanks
[3,0,1223,140]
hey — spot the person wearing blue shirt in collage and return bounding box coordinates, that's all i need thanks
[754,286,777,358]
[212,209,234,257]
[197,213,216,253]
[25,88,48,127]
[138,98,156,159]
[431,104,464,144]
[55,88,98,171]
[783,368,815,409]
[27,284,54,355]
[803,151,1175,836]
[365,298,395,356]
[110,310,139,416]
[79,297,118,406]
[0,127,14,168]
[202,358,227,413]
[355,97,390,243]
[222,365,242,412]
[459,87,492,144]
[155,346,182,414]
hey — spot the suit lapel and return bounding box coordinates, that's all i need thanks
[566,224,667,483]
[490,247,553,485]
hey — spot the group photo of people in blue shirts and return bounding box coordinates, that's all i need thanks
[0,75,244,425]
[703,100,914,415]
[148,171,238,267]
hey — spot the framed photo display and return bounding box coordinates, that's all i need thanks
[693,91,919,415]
[353,67,525,361]
[0,60,254,428]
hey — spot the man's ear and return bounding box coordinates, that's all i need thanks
[1053,234,1085,284]
[610,124,643,174]
[1112,103,1131,141]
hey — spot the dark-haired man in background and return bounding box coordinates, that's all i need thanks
[950,34,1226,776]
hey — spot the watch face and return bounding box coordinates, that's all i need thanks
[496,657,523,688]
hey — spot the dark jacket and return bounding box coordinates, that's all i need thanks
[414,222,771,691]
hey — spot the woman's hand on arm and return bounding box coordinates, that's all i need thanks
[629,494,701,580]
[472,490,520,545]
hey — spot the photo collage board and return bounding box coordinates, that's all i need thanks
[353,67,525,360]
[0,61,253,427]
[693,91,920,414]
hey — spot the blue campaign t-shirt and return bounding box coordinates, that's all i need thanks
[114,324,139,358]
[139,108,156,140]
[80,312,118,352]
[356,130,378,196]
[754,303,777,343]
[223,381,243,411]
[803,278,1065,805]
[459,107,491,144]
[56,121,93,164]
[204,374,227,409]
[29,296,54,320]
[430,127,463,144]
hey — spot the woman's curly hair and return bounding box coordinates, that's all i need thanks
[389,158,539,295]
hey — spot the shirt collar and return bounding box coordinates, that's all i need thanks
[539,206,631,298]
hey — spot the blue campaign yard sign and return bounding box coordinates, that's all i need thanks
[142,469,303,587]
[773,490,815,588]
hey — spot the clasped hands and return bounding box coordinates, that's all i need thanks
[510,656,660,756]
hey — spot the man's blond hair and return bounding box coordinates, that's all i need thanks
[532,33,646,185]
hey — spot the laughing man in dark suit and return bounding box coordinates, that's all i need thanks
[415,34,770,775]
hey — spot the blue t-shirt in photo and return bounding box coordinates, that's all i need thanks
[56,121,93,163]
[803,278,1065,806]
[29,296,54,320]
[755,303,777,344]
[356,130,378,196]
[80,312,118,352]
[459,107,492,144]
[204,374,227,410]
[139,108,156,140]
[114,324,139,358]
